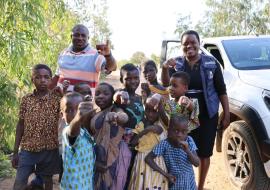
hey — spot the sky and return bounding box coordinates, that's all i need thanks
[107,0,206,60]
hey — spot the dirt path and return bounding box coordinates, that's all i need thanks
[0,71,237,190]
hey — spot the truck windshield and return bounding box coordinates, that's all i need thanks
[222,38,270,70]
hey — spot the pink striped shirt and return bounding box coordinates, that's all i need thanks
[56,45,106,94]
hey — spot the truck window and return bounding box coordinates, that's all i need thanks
[204,44,224,68]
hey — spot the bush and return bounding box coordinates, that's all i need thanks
[0,151,15,178]
[0,73,19,153]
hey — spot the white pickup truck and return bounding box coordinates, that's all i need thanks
[160,36,270,190]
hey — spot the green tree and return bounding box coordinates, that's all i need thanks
[0,0,78,152]
[194,0,270,37]
[174,14,192,38]
[0,0,112,153]
[0,0,112,178]
[130,51,148,66]
[150,53,161,67]
[68,0,112,47]
[116,59,130,69]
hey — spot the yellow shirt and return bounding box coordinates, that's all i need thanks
[133,121,166,152]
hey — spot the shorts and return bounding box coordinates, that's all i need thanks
[189,113,219,158]
[14,149,60,188]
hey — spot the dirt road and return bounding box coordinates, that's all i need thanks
[0,71,237,190]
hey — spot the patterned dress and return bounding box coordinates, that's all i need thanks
[128,121,168,190]
[163,98,200,132]
[91,106,131,190]
[61,127,95,190]
[116,92,144,189]
[152,137,198,190]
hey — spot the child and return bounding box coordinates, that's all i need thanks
[128,97,168,190]
[141,60,169,104]
[145,115,200,190]
[113,63,144,188]
[90,82,130,190]
[57,81,92,183]
[12,64,61,190]
[74,82,93,99]
[113,63,144,142]
[152,71,199,131]
[60,92,96,190]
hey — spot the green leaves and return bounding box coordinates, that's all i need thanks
[0,152,15,178]
[0,0,79,153]
[0,0,112,158]
[0,72,18,153]
[195,0,270,37]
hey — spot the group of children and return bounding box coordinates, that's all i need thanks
[13,60,201,190]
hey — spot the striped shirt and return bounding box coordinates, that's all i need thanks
[56,44,106,94]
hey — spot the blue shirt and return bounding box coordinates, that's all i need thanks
[152,136,197,190]
[61,127,95,190]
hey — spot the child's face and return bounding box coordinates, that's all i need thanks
[122,69,140,93]
[143,65,157,83]
[144,102,159,124]
[61,97,83,124]
[95,84,113,110]
[169,121,188,142]
[76,84,92,97]
[169,77,188,98]
[32,69,51,92]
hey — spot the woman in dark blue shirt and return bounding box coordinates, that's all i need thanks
[161,30,230,190]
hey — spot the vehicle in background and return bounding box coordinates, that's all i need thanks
[160,36,270,190]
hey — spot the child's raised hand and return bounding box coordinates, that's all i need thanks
[77,101,96,121]
[179,96,192,108]
[52,86,63,96]
[178,140,189,152]
[114,91,129,105]
[166,173,176,184]
[52,80,70,96]
[105,112,118,126]
[146,93,162,110]
[62,80,70,93]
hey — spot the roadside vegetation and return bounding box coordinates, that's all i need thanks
[0,0,110,177]
[1,0,270,178]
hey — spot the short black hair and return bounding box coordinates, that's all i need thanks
[142,60,157,71]
[169,114,189,130]
[120,63,139,83]
[60,92,83,110]
[171,71,190,85]
[72,24,89,35]
[180,30,200,44]
[74,82,92,96]
[32,64,52,77]
[98,82,115,95]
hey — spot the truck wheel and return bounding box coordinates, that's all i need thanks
[222,121,270,190]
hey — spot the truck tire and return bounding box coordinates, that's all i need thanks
[222,121,270,190]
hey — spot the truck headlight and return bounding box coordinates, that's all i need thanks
[262,90,270,110]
